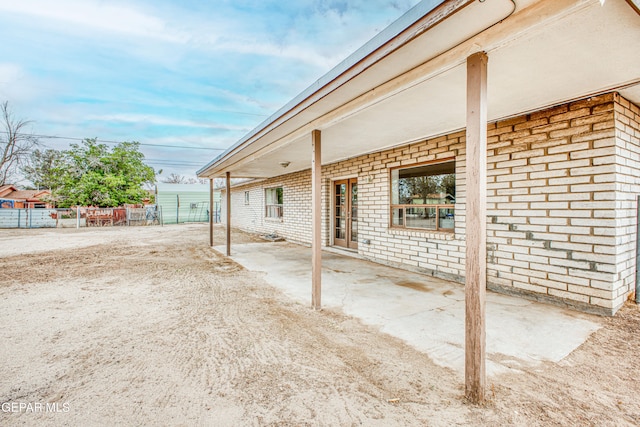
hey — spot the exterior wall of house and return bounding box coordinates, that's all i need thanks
[484,93,622,313]
[222,92,640,315]
[614,95,640,309]
[322,132,466,280]
[224,171,322,245]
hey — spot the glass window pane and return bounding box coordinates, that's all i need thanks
[401,174,455,205]
[439,207,455,229]
[391,207,404,226]
[265,187,283,218]
[405,207,436,229]
[390,169,400,205]
[390,162,456,207]
[390,161,455,231]
[336,215,346,239]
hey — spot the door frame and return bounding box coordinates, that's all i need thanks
[332,177,358,250]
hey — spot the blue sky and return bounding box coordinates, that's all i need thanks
[0,0,422,182]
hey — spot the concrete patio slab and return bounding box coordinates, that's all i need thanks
[219,241,601,377]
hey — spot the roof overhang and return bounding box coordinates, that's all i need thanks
[198,0,640,179]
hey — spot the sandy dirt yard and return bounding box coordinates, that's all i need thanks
[1,223,640,426]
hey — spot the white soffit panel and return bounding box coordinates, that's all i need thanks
[487,0,640,119]
[200,0,516,177]
[203,0,640,178]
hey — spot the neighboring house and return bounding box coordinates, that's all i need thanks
[198,0,640,317]
[0,185,53,208]
[409,193,455,205]
[156,183,220,225]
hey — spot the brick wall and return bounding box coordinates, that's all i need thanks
[221,170,314,245]
[222,92,639,315]
[614,94,640,308]
[323,131,466,280]
[484,93,622,314]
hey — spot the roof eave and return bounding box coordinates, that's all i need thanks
[197,0,472,178]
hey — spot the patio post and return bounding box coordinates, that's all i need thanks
[311,129,322,310]
[226,171,231,256]
[209,178,214,247]
[465,51,488,404]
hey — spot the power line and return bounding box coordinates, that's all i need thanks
[26,142,211,168]
[0,82,270,118]
[146,158,204,164]
[1,131,228,151]
[146,159,205,166]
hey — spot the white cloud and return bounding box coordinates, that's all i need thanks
[150,134,236,149]
[0,63,64,106]
[0,63,23,82]
[0,0,424,179]
[0,0,412,71]
[86,113,251,132]
[0,0,195,44]
[212,39,341,69]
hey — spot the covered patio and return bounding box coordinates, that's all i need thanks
[199,0,640,402]
[217,240,601,378]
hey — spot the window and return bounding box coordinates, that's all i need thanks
[244,191,250,205]
[265,187,283,219]
[390,161,455,231]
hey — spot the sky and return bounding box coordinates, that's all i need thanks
[0,0,423,184]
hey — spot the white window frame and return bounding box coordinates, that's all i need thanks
[265,187,283,219]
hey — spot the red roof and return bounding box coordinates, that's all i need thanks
[0,188,51,201]
[0,185,18,197]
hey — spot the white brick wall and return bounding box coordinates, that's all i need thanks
[323,130,467,282]
[613,94,640,309]
[222,92,640,315]
[485,94,626,314]
[221,171,315,245]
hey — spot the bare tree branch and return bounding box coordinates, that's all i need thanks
[0,101,39,185]
[161,173,187,184]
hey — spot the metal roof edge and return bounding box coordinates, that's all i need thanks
[197,0,450,177]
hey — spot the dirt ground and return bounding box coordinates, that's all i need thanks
[1,223,639,426]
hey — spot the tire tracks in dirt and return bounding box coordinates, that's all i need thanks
[4,225,639,426]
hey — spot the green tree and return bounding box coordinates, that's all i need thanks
[53,138,155,207]
[23,148,64,190]
[400,173,455,204]
[441,173,456,200]
[405,176,438,204]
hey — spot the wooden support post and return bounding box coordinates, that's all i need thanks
[311,129,322,310]
[209,178,214,247]
[226,171,231,257]
[465,51,488,404]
